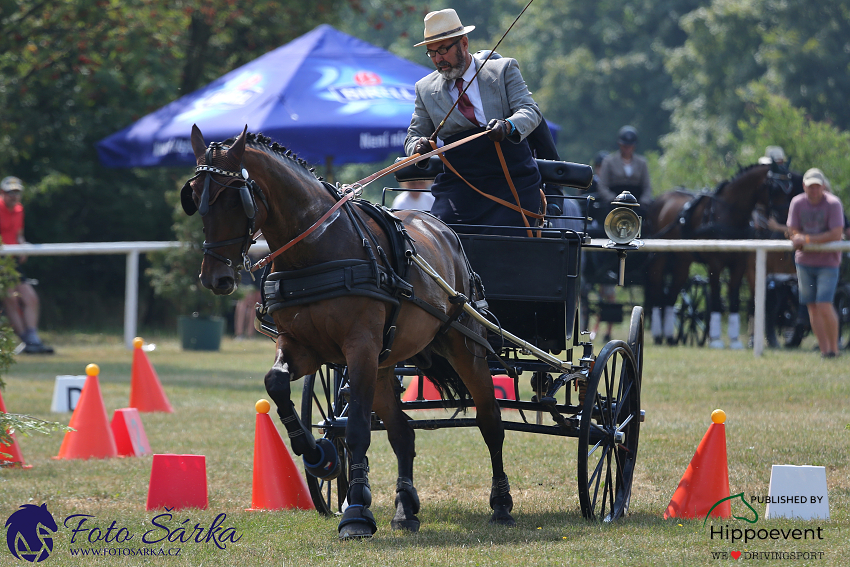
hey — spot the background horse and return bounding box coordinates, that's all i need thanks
[643,163,795,348]
[182,126,516,539]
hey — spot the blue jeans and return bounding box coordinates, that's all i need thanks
[796,265,839,304]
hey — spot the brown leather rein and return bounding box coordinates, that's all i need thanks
[248,129,543,272]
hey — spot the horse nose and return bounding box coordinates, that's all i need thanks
[212,275,235,295]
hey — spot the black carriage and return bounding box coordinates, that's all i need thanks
[294,158,646,522]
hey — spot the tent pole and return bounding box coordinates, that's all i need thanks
[325,156,334,184]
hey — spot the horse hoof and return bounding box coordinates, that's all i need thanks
[653,336,663,346]
[338,505,377,540]
[339,523,375,540]
[489,506,516,527]
[666,337,677,346]
[709,339,725,349]
[729,339,745,350]
[391,517,420,533]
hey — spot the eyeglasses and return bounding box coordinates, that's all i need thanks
[425,38,461,58]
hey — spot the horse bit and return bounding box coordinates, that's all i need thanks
[181,142,269,275]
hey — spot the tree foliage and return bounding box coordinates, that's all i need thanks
[0,0,847,329]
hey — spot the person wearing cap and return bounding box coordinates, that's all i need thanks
[786,168,844,358]
[404,9,543,232]
[0,176,54,354]
[597,126,652,204]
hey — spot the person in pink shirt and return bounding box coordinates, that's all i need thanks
[786,168,845,357]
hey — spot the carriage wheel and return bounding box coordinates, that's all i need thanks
[676,276,709,346]
[301,364,351,516]
[627,306,644,381]
[577,341,641,522]
[835,285,850,351]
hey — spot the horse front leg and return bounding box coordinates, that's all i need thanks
[337,353,379,540]
[708,264,725,349]
[372,367,420,533]
[263,348,340,479]
[726,258,747,350]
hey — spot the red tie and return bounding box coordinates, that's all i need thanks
[455,78,479,127]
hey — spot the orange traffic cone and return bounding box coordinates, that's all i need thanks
[129,337,173,413]
[0,388,31,468]
[664,409,731,520]
[401,374,443,402]
[247,399,314,511]
[55,364,118,460]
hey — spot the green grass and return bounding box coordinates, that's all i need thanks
[1,332,848,566]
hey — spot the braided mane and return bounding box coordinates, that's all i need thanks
[713,162,765,194]
[223,132,324,182]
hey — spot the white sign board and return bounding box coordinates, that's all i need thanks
[51,375,88,413]
[765,465,829,520]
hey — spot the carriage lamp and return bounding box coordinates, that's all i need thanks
[603,191,642,286]
[603,191,641,244]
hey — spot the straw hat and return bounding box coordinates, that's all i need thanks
[414,9,475,47]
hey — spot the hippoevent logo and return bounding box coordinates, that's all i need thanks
[5,504,58,562]
[704,493,826,561]
[5,505,242,561]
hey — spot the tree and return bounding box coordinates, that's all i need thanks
[0,0,350,329]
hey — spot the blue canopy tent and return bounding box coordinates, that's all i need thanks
[97,24,559,173]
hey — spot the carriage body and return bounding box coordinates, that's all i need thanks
[301,163,645,523]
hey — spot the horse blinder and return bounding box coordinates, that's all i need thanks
[180,180,197,216]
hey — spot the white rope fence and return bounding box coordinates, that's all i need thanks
[2,239,848,355]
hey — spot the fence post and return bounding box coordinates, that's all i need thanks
[753,248,767,357]
[125,249,140,349]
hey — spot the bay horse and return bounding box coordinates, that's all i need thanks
[181,125,515,539]
[643,162,795,348]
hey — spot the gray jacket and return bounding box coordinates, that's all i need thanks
[404,54,542,155]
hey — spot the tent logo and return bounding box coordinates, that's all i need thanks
[5,504,58,562]
[354,71,381,86]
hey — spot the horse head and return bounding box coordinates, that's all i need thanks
[762,162,799,224]
[182,124,269,295]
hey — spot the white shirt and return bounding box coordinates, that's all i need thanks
[451,59,486,127]
[392,191,435,212]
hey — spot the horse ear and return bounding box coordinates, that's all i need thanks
[190,124,207,162]
[227,125,248,163]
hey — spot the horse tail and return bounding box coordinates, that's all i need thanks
[421,353,471,403]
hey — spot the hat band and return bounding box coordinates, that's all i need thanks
[423,25,465,43]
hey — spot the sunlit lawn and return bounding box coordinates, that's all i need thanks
[1,330,848,566]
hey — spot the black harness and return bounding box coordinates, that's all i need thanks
[180,142,269,273]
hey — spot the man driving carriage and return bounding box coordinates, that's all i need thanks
[404,8,543,233]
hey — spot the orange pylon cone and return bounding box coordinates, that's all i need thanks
[129,337,173,413]
[401,374,443,402]
[55,364,118,460]
[247,399,314,511]
[0,388,31,468]
[664,409,731,520]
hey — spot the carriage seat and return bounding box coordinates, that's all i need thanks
[394,156,592,189]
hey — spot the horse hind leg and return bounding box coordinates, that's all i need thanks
[372,368,420,533]
[440,333,515,527]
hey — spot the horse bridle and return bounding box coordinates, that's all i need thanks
[180,142,269,272]
[764,162,794,220]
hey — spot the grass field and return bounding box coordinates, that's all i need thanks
[1,331,848,566]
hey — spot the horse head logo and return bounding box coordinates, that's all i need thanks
[702,492,759,527]
[5,504,58,562]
